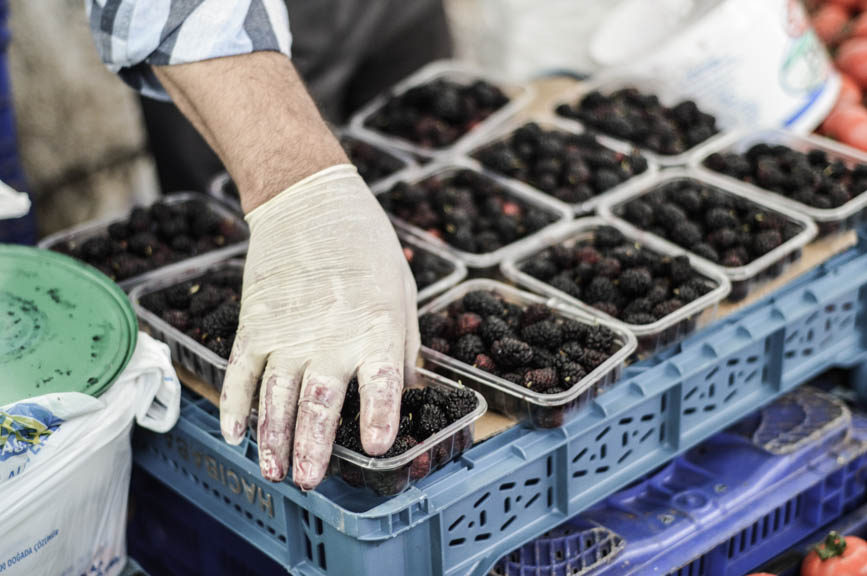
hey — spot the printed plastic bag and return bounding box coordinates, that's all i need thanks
[0,332,180,576]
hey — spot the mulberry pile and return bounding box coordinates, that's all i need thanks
[379,169,558,254]
[704,143,867,210]
[520,225,717,325]
[139,267,242,358]
[473,122,648,205]
[364,78,509,149]
[618,179,804,267]
[555,87,718,156]
[51,199,246,282]
[420,290,623,394]
[334,382,478,458]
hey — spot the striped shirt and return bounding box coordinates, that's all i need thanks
[86,0,292,100]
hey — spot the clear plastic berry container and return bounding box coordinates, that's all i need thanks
[598,169,819,302]
[38,192,249,293]
[500,217,731,357]
[400,231,467,303]
[328,368,487,496]
[373,157,574,271]
[464,116,658,215]
[349,59,534,161]
[550,75,730,168]
[419,280,637,429]
[129,258,243,392]
[206,128,416,215]
[690,128,867,236]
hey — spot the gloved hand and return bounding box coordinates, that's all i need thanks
[220,165,419,490]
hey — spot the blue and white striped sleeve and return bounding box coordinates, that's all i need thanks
[86,0,292,101]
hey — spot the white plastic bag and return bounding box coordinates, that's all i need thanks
[589,0,839,133]
[0,180,29,220]
[0,333,180,576]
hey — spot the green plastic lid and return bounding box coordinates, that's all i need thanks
[0,245,138,406]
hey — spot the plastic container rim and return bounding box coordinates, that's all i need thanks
[207,171,240,213]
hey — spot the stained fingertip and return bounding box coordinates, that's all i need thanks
[257,357,302,482]
[258,382,287,481]
[358,361,403,456]
[292,369,347,490]
[221,417,248,446]
[220,327,265,443]
[293,457,330,491]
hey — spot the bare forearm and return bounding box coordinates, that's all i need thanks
[153,52,347,213]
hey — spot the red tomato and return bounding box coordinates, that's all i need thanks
[821,103,867,138]
[838,73,863,105]
[814,4,852,45]
[837,38,867,87]
[851,11,867,38]
[826,0,859,9]
[802,532,867,576]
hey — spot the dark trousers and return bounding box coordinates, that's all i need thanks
[140,0,452,194]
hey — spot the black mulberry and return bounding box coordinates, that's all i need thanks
[619,267,652,296]
[201,301,240,338]
[521,319,563,349]
[523,368,558,391]
[462,290,505,317]
[415,404,448,440]
[491,338,534,368]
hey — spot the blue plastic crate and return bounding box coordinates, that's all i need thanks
[132,229,867,576]
[493,387,867,575]
[127,467,285,576]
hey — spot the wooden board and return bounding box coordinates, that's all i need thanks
[175,362,221,406]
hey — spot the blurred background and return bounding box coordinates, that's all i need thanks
[7,0,854,239]
[7,0,618,237]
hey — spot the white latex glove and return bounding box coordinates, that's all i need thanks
[220,165,420,490]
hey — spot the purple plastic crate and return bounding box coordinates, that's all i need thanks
[494,387,867,576]
[755,502,867,576]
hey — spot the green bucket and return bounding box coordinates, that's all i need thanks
[0,244,138,405]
